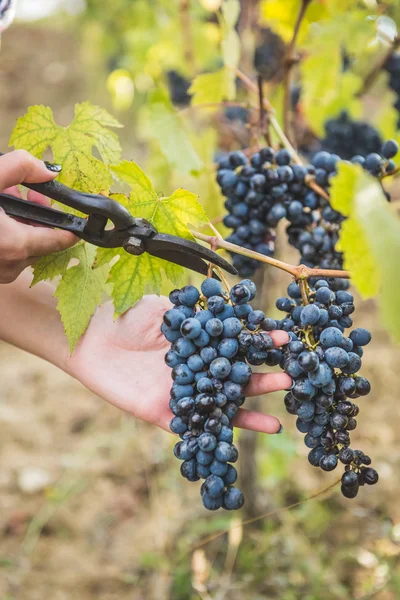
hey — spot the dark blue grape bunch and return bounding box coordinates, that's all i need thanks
[161,278,282,510]
[269,278,378,499]
[218,140,398,279]
[216,147,317,277]
[288,138,399,276]
[162,277,277,511]
[385,53,400,128]
[166,70,192,107]
[318,111,383,160]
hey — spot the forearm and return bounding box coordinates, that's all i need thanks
[0,270,70,371]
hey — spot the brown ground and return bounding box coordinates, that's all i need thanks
[1,22,400,600]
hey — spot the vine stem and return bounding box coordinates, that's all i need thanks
[179,101,256,115]
[356,36,400,98]
[191,229,351,280]
[192,477,341,550]
[282,0,312,142]
[179,0,195,72]
[299,277,310,305]
[233,68,331,201]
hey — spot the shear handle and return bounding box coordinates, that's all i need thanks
[25,179,136,231]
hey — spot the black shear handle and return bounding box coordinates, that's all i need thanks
[26,179,136,232]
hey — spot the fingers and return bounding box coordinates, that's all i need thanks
[24,226,78,257]
[3,185,23,198]
[269,330,290,347]
[0,150,56,190]
[245,372,292,397]
[27,189,52,207]
[0,208,77,263]
[233,409,282,434]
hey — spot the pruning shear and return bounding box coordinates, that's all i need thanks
[0,168,237,277]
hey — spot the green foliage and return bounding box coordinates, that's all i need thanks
[33,243,111,353]
[189,67,235,105]
[260,0,352,43]
[9,102,122,193]
[97,161,209,316]
[145,89,203,175]
[331,164,400,343]
[300,10,375,136]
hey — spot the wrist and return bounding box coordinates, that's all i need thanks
[0,270,71,371]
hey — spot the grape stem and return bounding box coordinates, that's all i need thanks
[193,477,341,550]
[299,277,310,305]
[282,0,312,142]
[179,0,196,72]
[233,68,330,202]
[191,229,351,280]
[356,35,400,98]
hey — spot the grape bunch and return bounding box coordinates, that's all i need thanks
[162,277,279,511]
[217,140,399,278]
[271,278,378,498]
[166,70,192,107]
[385,53,400,128]
[318,111,383,160]
[254,27,286,81]
[217,147,312,277]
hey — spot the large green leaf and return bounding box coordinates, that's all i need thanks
[9,102,122,193]
[146,90,203,175]
[330,163,400,342]
[189,68,235,105]
[97,161,210,315]
[31,243,86,287]
[54,244,111,353]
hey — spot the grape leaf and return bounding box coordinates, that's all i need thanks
[189,68,235,105]
[330,163,400,342]
[97,161,210,315]
[301,25,363,137]
[330,163,380,297]
[54,244,111,353]
[146,90,203,175]
[9,102,122,193]
[31,242,86,287]
[261,0,359,43]
[219,0,240,99]
[221,0,240,30]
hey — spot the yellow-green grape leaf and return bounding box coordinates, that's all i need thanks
[31,242,86,287]
[54,244,111,353]
[354,172,400,342]
[330,163,380,297]
[331,164,400,342]
[261,0,358,43]
[336,217,380,298]
[98,161,210,315]
[71,101,123,164]
[329,161,357,217]
[111,161,156,203]
[189,68,235,105]
[219,0,240,98]
[102,251,182,317]
[370,73,400,145]
[9,105,61,156]
[9,102,123,194]
[221,29,241,71]
[302,50,362,136]
[221,0,240,30]
[147,90,203,175]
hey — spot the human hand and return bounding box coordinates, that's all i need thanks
[0,150,78,283]
[68,295,292,434]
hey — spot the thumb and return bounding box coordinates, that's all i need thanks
[0,150,61,191]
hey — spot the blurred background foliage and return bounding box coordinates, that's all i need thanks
[1,1,400,599]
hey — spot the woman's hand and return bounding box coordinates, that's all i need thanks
[69,295,292,434]
[0,150,77,284]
